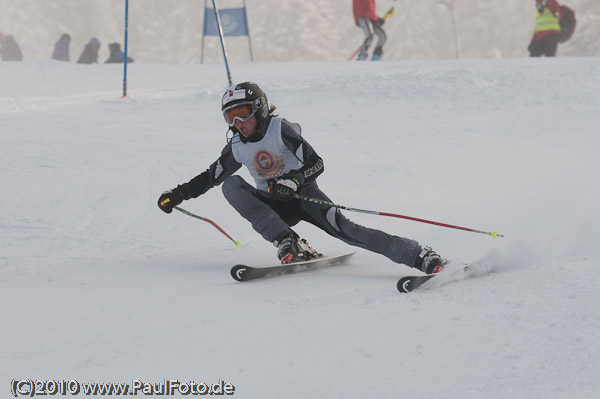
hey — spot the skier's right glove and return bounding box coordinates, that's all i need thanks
[268,171,304,201]
[158,189,184,213]
[269,179,299,201]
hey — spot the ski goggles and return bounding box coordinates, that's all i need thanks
[223,105,255,127]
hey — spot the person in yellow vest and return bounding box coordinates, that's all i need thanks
[528,0,562,57]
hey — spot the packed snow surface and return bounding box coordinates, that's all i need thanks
[1,57,599,398]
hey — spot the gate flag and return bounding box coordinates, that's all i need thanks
[203,7,248,36]
[202,0,254,62]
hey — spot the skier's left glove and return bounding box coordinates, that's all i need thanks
[268,171,304,201]
[158,189,184,213]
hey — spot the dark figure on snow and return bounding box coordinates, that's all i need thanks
[77,38,100,64]
[353,0,387,61]
[158,82,445,274]
[528,0,562,57]
[52,33,71,62]
[0,32,23,61]
[105,42,133,64]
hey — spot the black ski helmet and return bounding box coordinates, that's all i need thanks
[221,82,269,127]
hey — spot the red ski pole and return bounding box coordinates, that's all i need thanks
[174,206,242,247]
[295,195,503,238]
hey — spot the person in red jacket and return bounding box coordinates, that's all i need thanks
[353,0,387,61]
[528,0,562,57]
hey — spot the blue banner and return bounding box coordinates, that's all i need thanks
[203,7,249,36]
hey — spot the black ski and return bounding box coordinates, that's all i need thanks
[397,264,470,293]
[231,253,355,282]
[397,274,437,293]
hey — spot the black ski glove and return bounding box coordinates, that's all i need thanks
[268,171,304,201]
[158,189,184,213]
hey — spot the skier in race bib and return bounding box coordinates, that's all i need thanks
[158,82,444,274]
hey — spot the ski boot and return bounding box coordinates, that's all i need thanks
[274,229,321,264]
[414,246,446,274]
[372,47,383,61]
[357,50,368,61]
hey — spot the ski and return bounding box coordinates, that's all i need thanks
[397,264,470,293]
[231,253,355,282]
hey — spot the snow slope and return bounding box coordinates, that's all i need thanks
[1,57,600,398]
[1,0,599,63]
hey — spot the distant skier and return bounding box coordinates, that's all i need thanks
[77,38,101,64]
[528,0,562,57]
[0,32,23,61]
[105,43,133,64]
[52,33,71,62]
[353,0,387,61]
[158,82,445,274]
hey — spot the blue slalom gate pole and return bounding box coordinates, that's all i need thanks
[122,0,129,98]
[211,0,233,86]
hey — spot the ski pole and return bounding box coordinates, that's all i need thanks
[122,0,129,98]
[349,44,363,61]
[383,6,397,19]
[174,206,241,247]
[294,195,504,238]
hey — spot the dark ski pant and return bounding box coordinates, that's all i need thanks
[222,175,421,267]
[357,17,387,58]
[529,34,560,57]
